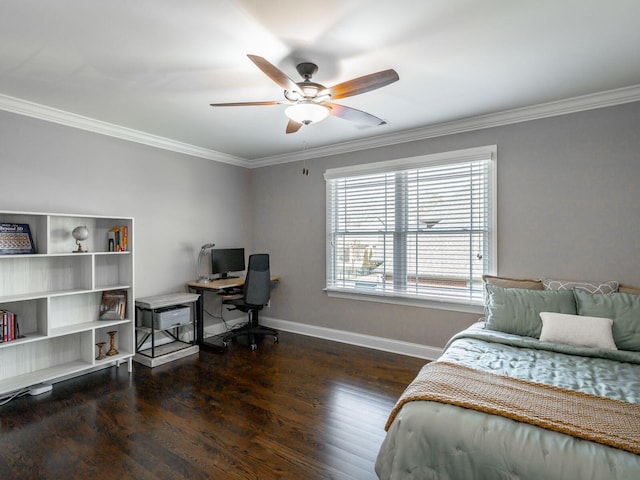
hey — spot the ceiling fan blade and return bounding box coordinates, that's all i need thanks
[210,100,282,107]
[326,69,399,100]
[247,54,304,96]
[286,119,303,134]
[326,103,386,127]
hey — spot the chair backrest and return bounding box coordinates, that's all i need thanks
[243,253,271,306]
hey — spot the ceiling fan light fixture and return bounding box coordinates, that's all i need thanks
[284,90,302,102]
[313,91,332,103]
[285,102,330,125]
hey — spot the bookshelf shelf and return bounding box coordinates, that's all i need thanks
[0,210,134,396]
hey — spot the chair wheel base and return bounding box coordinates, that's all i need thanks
[220,323,279,351]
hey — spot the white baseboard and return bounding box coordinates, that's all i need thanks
[260,316,442,360]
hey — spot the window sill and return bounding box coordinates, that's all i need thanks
[324,288,484,314]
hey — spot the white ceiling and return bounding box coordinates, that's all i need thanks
[1,0,640,166]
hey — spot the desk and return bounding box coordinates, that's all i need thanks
[186,276,280,349]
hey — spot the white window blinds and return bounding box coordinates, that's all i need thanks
[325,145,496,306]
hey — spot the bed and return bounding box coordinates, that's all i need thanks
[375,277,640,480]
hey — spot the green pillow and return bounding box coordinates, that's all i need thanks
[485,284,577,338]
[574,290,640,352]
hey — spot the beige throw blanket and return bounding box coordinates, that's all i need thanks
[386,361,640,455]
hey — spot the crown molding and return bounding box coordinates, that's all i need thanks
[0,94,249,168]
[2,85,639,169]
[251,84,640,168]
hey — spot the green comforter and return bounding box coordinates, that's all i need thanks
[375,323,640,480]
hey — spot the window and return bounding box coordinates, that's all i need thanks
[325,145,496,309]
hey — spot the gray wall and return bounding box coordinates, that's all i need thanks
[2,102,639,349]
[252,102,640,348]
[0,110,251,298]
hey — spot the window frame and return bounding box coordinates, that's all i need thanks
[324,145,497,313]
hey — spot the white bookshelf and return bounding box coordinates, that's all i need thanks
[0,210,134,396]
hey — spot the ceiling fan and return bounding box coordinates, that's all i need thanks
[210,54,399,134]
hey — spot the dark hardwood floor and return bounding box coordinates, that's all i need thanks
[0,331,426,480]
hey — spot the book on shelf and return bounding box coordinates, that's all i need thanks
[99,290,128,320]
[1,311,6,342]
[108,226,129,252]
[0,222,36,255]
[0,310,21,342]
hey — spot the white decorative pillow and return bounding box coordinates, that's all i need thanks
[539,312,617,350]
[542,278,619,294]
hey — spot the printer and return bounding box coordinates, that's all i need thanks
[141,305,191,330]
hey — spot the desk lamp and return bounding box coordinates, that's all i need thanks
[197,243,215,283]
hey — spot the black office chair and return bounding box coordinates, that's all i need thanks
[222,253,278,351]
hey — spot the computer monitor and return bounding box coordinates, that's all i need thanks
[211,248,245,279]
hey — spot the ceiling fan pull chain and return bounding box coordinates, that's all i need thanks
[302,141,310,175]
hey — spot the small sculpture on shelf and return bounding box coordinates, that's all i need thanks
[106,331,119,356]
[72,225,89,253]
[95,342,106,360]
